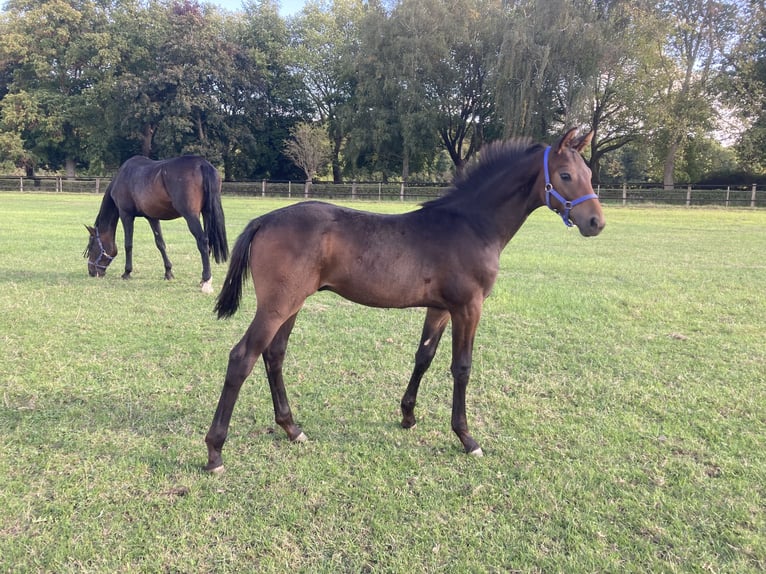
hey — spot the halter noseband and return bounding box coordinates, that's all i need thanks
[87,227,115,272]
[543,146,599,228]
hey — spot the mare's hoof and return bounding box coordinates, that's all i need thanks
[292,432,308,443]
[204,463,225,474]
[200,279,214,294]
[468,447,484,457]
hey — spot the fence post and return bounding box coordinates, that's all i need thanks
[686,185,692,207]
[725,186,730,208]
[19,176,23,192]
[288,181,291,198]
[262,179,266,198]
[95,177,100,195]
[622,183,627,207]
[378,183,382,201]
[351,181,357,200]
[400,182,405,201]
[752,184,757,208]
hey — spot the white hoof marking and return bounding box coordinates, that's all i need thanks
[469,447,484,457]
[200,279,214,294]
[293,432,308,443]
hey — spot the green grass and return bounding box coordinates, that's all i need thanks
[1,192,765,572]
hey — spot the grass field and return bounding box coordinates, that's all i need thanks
[1,192,765,572]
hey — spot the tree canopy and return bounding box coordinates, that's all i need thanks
[0,0,761,184]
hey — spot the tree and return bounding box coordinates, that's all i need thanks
[0,0,116,175]
[284,121,331,195]
[724,0,766,174]
[652,0,739,188]
[291,0,364,183]
[105,0,237,161]
[586,1,663,183]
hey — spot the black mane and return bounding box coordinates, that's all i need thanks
[422,139,544,212]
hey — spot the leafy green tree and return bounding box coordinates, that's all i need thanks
[105,1,237,161]
[291,0,364,182]
[0,0,115,175]
[586,1,663,183]
[227,0,312,180]
[724,0,766,174]
[651,0,739,188]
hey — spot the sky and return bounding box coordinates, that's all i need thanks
[211,0,306,17]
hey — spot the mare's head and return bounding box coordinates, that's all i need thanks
[83,225,116,277]
[539,128,605,237]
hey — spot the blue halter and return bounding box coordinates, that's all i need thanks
[543,146,599,228]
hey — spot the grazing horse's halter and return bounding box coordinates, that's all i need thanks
[543,146,599,228]
[87,227,115,272]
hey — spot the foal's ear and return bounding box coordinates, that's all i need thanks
[573,131,593,152]
[556,128,579,153]
[85,224,96,236]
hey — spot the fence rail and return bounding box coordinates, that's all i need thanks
[0,175,764,208]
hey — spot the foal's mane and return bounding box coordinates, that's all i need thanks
[422,139,544,212]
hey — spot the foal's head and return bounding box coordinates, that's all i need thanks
[83,225,116,277]
[539,129,605,237]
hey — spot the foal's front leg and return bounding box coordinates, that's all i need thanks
[449,302,483,456]
[401,308,450,429]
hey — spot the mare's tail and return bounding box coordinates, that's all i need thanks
[214,218,261,319]
[200,162,229,264]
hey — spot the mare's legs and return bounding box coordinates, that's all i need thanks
[204,309,295,472]
[449,301,483,456]
[262,313,305,442]
[183,215,212,291]
[147,218,174,280]
[401,308,450,429]
[119,213,135,280]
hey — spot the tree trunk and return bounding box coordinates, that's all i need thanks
[332,133,342,184]
[65,157,76,179]
[141,124,154,157]
[663,139,680,190]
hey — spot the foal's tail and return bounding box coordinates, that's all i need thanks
[200,162,229,264]
[214,218,261,319]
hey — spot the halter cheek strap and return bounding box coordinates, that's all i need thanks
[544,146,599,228]
[88,227,115,270]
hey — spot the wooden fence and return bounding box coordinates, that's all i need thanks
[0,176,763,208]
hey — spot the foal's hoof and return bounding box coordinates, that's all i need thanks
[468,447,484,457]
[200,279,214,294]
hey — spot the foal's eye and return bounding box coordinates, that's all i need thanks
[560,172,572,182]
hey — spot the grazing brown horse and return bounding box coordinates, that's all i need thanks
[204,129,605,472]
[84,155,229,292]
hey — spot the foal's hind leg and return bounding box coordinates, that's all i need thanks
[204,312,285,472]
[147,218,174,280]
[263,313,306,443]
[401,308,450,429]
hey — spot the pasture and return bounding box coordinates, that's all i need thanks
[1,192,764,572]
